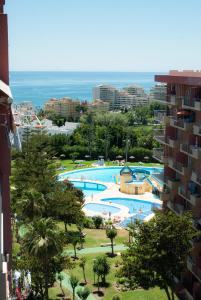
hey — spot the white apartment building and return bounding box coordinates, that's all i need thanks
[93,85,117,110]
[149,84,167,102]
[93,84,149,110]
[123,85,146,97]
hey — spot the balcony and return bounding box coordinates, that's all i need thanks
[170,116,193,131]
[187,256,201,283]
[152,148,168,163]
[191,170,201,186]
[167,200,185,215]
[154,129,178,148]
[154,129,166,144]
[166,178,180,190]
[154,110,170,125]
[179,184,201,206]
[168,157,188,175]
[180,144,201,159]
[154,93,180,105]
[193,123,201,136]
[160,185,170,202]
[182,97,201,111]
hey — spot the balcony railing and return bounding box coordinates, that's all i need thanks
[154,130,178,148]
[191,170,201,186]
[170,116,194,131]
[167,200,185,215]
[182,97,201,111]
[187,255,201,282]
[152,148,168,163]
[179,184,201,206]
[166,177,180,190]
[180,144,201,159]
[154,93,181,105]
[154,129,166,143]
[180,144,194,155]
[168,158,188,175]
[193,123,201,136]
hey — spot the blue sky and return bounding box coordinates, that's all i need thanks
[5,0,201,71]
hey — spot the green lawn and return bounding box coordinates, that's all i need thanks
[49,283,71,300]
[58,223,129,249]
[57,159,163,174]
[65,252,175,300]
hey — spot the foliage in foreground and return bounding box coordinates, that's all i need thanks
[119,211,195,300]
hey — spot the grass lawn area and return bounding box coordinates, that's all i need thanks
[57,159,163,174]
[49,283,71,300]
[58,223,129,248]
[65,252,176,300]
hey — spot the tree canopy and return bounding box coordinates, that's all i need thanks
[119,211,195,300]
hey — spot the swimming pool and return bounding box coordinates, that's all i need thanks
[70,180,106,197]
[59,166,163,183]
[101,197,161,214]
[84,203,120,215]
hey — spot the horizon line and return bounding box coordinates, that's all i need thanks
[9,70,167,73]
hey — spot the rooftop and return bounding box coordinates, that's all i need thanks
[155,70,201,86]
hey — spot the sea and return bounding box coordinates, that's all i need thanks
[10,71,160,107]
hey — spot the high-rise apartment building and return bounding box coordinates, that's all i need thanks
[154,70,201,300]
[123,85,146,97]
[93,85,116,110]
[93,84,148,110]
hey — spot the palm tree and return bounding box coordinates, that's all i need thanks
[93,256,110,291]
[17,188,45,221]
[57,273,64,296]
[69,275,79,300]
[106,227,117,256]
[77,287,90,300]
[79,256,87,283]
[24,218,63,300]
[67,232,80,259]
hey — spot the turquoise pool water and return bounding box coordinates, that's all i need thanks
[59,167,163,183]
[101,197,160,214]
[84,203,120,214]
[70,180,106,197]
[101,197,161,226]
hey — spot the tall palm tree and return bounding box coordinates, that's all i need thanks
[17,188,45,221]
[106,227,117,256]
[24,218,63,300]
[69,275,79,300]
[79,256,87,283]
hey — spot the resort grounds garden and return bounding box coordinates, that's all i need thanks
[11,131,195,300]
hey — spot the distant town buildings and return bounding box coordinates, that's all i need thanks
[87,99,110,113]
[150,83,167,102]
[11,102,79,148]
[44,97,80,121]
[93,84,149,110]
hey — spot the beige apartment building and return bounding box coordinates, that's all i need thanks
[88,99,110,113]
[44,97,80,121]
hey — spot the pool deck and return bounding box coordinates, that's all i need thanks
[81,180,162,222]
[59,168,162,225]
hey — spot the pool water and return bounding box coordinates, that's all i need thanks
[59,167,163,183]
[84,203,120,214]
[101,197,161,214]
[70,180,106,197]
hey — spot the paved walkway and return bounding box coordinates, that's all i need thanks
[59,271,96,300]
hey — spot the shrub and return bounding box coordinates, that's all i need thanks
[92,216,103,229]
